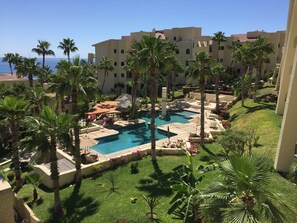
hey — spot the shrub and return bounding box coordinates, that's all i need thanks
[7,172,15,181]
[219,128,246,157]
[130,162,139,174]
[219,111,230,120]
[221,120,231,128]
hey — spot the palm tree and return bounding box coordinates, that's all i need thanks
[0,96,30,192]
[98,56,114,93]
[250,36,274,101]
[212,32,226,61]
[16,57,41,87]
[232,44,253,107]
[211,63,226,113]
[12,53,23,72]
[170,58,184,100]
[200,155,294,223]
[24,106,74,216]
[58,38,78,62]
[187,51,212,147]
[25,87,49,114]
[136,35,176,161]
[58,56,97,182]
[32,40,55,81]
[2,53,14,75]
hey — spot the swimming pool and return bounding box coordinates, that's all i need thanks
[92,110,197,155]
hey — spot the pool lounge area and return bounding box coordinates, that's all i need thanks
[91,110,198,155]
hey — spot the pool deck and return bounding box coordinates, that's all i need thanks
[78,102,225,163]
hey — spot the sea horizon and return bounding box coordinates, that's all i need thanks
[0,57,87,74]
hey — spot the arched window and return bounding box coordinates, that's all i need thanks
[186,49,190,54]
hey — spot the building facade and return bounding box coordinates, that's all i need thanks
[274,0,297,172]
[90,27,285,93]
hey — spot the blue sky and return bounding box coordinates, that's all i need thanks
[0,0,289,58]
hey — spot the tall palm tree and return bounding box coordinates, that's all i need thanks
[211,63,226,113]
[25,87,49,114]
[212,32,226,61]
[200,155,294,223]
[232,44,252,107]
[98,56,114,93]
[170,58,184,100]
[16,57,41,87]
[58,38,78,62]
[24,106,74,216]
[58,56,97,182]
[2,53,14,75]
[11,53,23,73]
[136,35,176,161]
[187,51,212,147]
[0,96,30,192]
[32,40,55,80]
[250,36,274,101]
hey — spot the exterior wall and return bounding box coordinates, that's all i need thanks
[274,0,297,172]
[91,27,285,93]
[0,177,15,223]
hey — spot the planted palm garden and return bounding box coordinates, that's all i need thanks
[8,87,294,222]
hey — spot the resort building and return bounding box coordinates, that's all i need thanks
[90,27,285,94]
[274,0,297,172]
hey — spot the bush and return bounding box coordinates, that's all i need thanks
[7,172,15,181]
[219,111,230,120]
[130,162,139,174]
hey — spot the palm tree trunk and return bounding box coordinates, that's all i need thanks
[241,65,247,107]
[10,119,22,193]
[150,68,157,161]
[60,95,65,113]
[50,136,63,216]
[248,65,253,98]
[101,71,107,93]
[71,87,82,182]
[29,73,34,87]
[67,52,70,62]
[200,76,205,147]
[215,77,220,113]
[172,72,176,100]
[253,61,262,102]
[9,63,13,75]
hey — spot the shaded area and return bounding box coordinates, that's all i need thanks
[47,182,101,223]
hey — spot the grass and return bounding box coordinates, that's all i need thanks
[17,86,297,222]
[18,147,221,223]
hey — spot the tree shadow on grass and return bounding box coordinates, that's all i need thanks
[47,182,101,223]
[136,160,173,197]
[244,102,276,114]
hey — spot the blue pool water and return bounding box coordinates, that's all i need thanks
[92,110,197,155]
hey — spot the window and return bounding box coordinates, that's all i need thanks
[121,73,124,78]
[141,83,144,88]
[114,73,117,77]
[186,49,190,54]
[114,62,117,66]
[173,36,176,41]
[127,72,132,78]
[114,49,117,53]
[175,49,179,54]
[220,46,224,50]
[209,45,212,52]
[278,43,281,48]
[114,84,117,89]
[121,61,124,66]
[220,58,223,62]
[185,61,189,66]
[237,68,240,74]
[121,49,124,54]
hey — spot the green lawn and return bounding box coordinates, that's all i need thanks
[17,86,297,222]
[18,146,221,223]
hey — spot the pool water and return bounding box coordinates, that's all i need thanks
[92,110,197,155]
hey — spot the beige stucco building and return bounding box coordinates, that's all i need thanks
[90,27,285,94]
[274,0,297,172]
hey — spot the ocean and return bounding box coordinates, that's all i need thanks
[0,57,67,74]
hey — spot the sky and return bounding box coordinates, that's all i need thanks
[0,0,290,58]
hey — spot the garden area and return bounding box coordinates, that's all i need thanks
[14,87,297,223]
